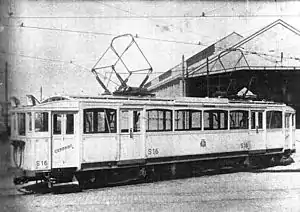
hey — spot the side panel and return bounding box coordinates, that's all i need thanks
[82,134,118,163]
[34,137,51,171]
[248,130,265,152]
[145,131,250,159]
[266,130,284,150]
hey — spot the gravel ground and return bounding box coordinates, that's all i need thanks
[1,135,300,212]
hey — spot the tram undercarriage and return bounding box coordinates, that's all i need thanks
[13,151,294,194]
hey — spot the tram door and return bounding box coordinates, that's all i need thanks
[51,112,78,169]
[249,111,266,153]
[284,113,292,150]
[119,109,144,163]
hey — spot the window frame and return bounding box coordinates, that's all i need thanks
[17,113,26,136]
[251,111,263,130]
[266,110,283,129]
[203,109,228,131]
[229,110,249,130]
[83,108,117,134]
[34,112,49,133]
[146,109,173,132]
[175,109,202,131]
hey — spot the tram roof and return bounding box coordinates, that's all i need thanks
[12,94,288,109]
[9,94,295,113]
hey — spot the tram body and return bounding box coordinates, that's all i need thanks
[10,95,296,186]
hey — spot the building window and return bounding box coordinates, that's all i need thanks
[17,113,26,136]
[266,111,282,129]
[147,109,172,132]
[35,112,49,132]
[83,108,116,133]
[204,110,228,130]
[175,110,202,131]
[230,110,248,130]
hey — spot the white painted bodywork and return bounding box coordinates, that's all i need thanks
[9,95,296,173]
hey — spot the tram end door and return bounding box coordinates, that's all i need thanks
[249,111,266,154]
[118,108,145,164]
[51,112,79,169]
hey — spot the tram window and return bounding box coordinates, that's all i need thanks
[251,112,255,129]
[251,112,263,129]
[258,112,263,129]
[17,113,26,136]
[121,111,129,133]
[35,112,49,132]
[175,110,202,131]
[133,111,141,132]
[97,111,106,132]
[66,114,74,134]
[53,114,62,134]
[27,113,32,132]
[146,109,172,132]
[292,114,295,127]
[266,111,282,129]
[84,111,94,133]
[12,113,16,132]
[230,110,248,130]
[204,110,228,130]
[285,113,291,128]
[83,108,116,133]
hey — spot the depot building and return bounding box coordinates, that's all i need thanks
[145,19,300,128]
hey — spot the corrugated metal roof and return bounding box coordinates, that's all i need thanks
[148,19,300,91]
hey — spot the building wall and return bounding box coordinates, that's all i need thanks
[152,78,184,98]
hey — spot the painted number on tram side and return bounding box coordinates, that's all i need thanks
[240,142,249,150]
[36,160,48,168]
[148,148,159,155]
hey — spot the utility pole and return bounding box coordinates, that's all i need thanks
[206,58,210,97]
[40,86,43,102]
[185,58,189,97]
[4,61,8,131]
[182,55,186,97]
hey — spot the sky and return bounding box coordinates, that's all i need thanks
[1,0,300,103]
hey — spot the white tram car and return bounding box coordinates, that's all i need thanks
[10,95,296,187]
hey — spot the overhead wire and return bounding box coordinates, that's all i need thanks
[4,23,205,46]
[7,14,300,19]
[0,50,122,86]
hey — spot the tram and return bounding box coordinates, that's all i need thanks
[10,95,296,188]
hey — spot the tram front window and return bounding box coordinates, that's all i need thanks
[17,113,26,136]
[267,111,282,129]
[35,112,48,132]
